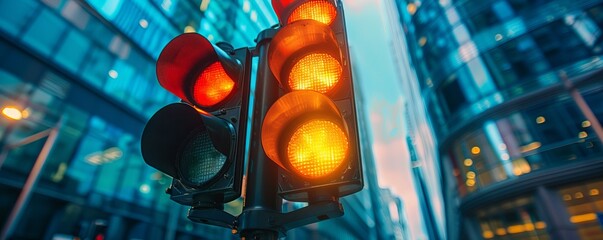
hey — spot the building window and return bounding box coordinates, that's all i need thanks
[476,196,548,239]
[558,179,603,239]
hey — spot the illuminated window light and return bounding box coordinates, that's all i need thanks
[507,224,525,234]
[184,25,196,33]
[407,3,417,15]
[582,120,591,128]
[570,213,597,223]
[466,179,475,186]
[108,69,118,79]
[520,142,541,153]
[575,192,584,199]
[242,0,250,13]
[139,19,149,29]
[563,194,572,201]
[536,116,546,124]
[496,228,506,236]
[578,131,588,139]
[512,167,523,176]
[535,221,546,229]
[501,153,510,161]
[418,36,427,47]
[200,0,210,11]
[466,171,475,179]
[1,107,23,120]
[524,223,535,231]
[495,34,503,41]
[498,143,507,150]
[463,158,473,166]
[590,189,599,196]
[482,231,494,239]
[250,10,257,22]
[139,184,151,194]
[471,146,481,155]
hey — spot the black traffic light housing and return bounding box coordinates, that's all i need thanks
[141,34,252,206]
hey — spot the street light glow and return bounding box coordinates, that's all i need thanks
[2,107,23,120]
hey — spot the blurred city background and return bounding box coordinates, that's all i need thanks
[0,0,602,239]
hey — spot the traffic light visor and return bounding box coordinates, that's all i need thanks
[156,33,239,108]
[262,91,349,180]
[268,20,342,94]
[272,0,337,25]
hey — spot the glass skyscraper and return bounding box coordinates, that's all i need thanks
[0,0,401,239]
[395,0,603,239]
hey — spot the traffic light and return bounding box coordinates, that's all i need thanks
[141,33,251,206]
[263,0,363,202]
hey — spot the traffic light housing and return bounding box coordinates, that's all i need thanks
[263,0,363,202]
[141,33,251,206]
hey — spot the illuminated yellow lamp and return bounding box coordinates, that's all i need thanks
[466,179,476,187]
[575,192,584,199]
[192,62,235,107]
[536,116,546,124]
[534,221,546,229]
[1,106,23,120]
[268,19,343,95]
[466,171,476,179]
[288,53,342,93]
[582,120,591,128]
[500,153,510,161]
[463,158,473,166]
[471,146,481,155]
[482,231,494,239]
[512,167,523,176]
[261,91,349,180]
[578,131,588,139]
[570,213,597,223]
[287,120,348,178]
[496,228,507,236]
[287,0,337,25]
[507,224,526,234]
[590,188,599,196]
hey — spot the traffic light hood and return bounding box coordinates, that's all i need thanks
[156,33,242,109]
[268,20,342,94]
[272,0,337,25]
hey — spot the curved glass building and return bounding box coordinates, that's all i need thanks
[396,0,603,239]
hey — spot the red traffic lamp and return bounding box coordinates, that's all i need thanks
[141,33,251,205]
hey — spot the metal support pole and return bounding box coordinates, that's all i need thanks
[239,28,281,239]
[0,120,61,240]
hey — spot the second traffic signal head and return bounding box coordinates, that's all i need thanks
[142,33,251,205]
[264,0,363,202]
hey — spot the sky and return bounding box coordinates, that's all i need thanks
[343,1,431,239]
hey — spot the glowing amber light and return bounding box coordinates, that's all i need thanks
[1,107,23,120]
[289,53,342,93]
[287,0,337,25]
[287,120,348,179]
[192,62,235,107]
[471,146,481,155]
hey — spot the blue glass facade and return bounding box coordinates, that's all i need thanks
[396,0,603,239]
[0,0,400,239]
